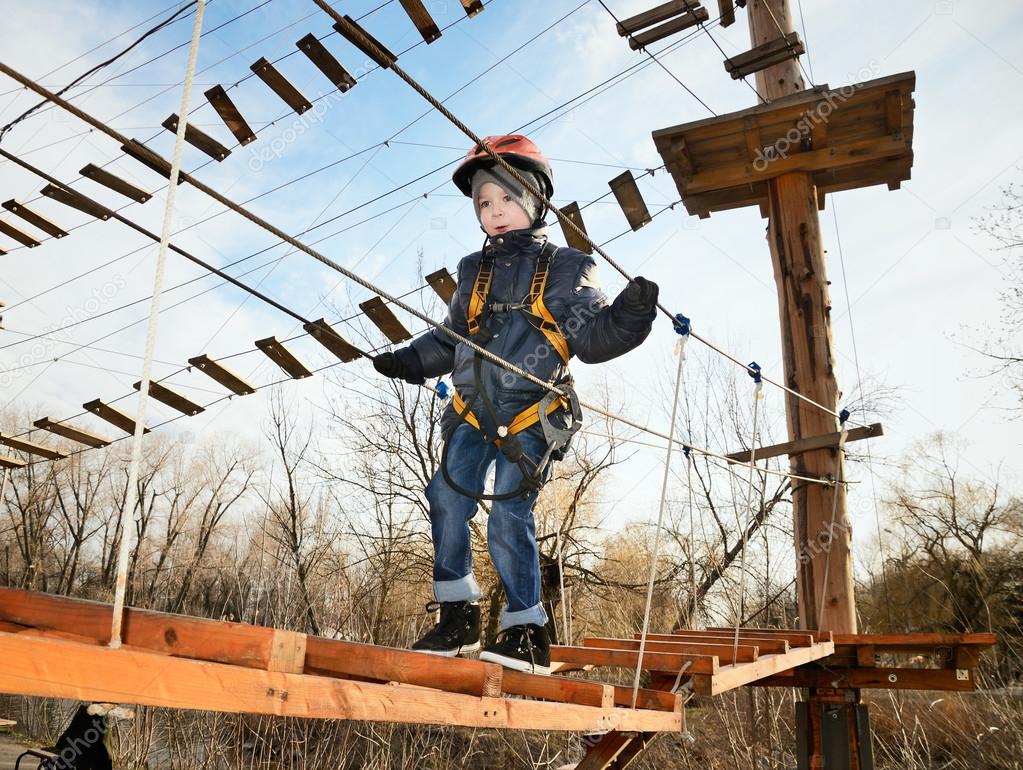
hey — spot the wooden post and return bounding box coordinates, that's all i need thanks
[746,2,865,768]
[746,0,856,637]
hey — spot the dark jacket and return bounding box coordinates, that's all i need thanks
[395,227,655,426]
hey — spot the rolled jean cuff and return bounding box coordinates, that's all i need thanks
[433,574,482,603]
[500,603,548,630]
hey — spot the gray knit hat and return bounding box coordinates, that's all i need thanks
[470,165,542,225]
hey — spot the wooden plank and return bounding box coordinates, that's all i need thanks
[161,113,232,162]
[32,417,111,449]
[297,33,357,92]
[458,0,484,16]
[204,85,257,146]
[608,170,652,231]
[134,380,205,416]
[724,32,804,79]
[692,641,834,696]
[80,163,152,203]
[629,7,709,50]
[398,0,442,43]
[558,201,593,255]
[2,200,68,238]
[304,636,503,699]
[121,139,184,183]
[829,632,998,649]
[727,424,883,464]
[0,455,26,469]
[0,719,15,727]
[425,268,457,303]
[0,632,681,731]
[0,432,67,460]
[332,15,397,70]
[717,0,735,26]
[500,670,677,712]
[83,399,150,435]
[303,319,362,363]
[267,629,307,674]
[856,644,876,668]
[600,635,761,661]
[188,354,257,395]
[884,89,904,134]
[40,183,113,220]
[250,57,313,115]
[0,219,40,248]
[255,336,313,379]
[358,297,412,343]
[753,665,977,692]
[683,135,909,195]
[616,1,699,36]
[702,627,827,645]
[551,645,719,675]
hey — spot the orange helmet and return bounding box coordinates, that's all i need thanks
[452,134,554,199]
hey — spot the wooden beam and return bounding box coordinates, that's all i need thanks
[303,319,362,363]
[134,380,205,416]
[80,163,152,203]
[83,400,150,436]
[358,297,412,343]
[267,629,307,674]
[32,417,111,448]
[724,32,804,80]
[0,219,40,248]
[628,7,709,50]
[250,58,313,115]
[332,16,397,70]
[753,665,977,692]
[458,0,484,16]
[691,642,834,696]
[616,1,699,36]
[0,455,26,470]
[296,34,356,92]
[188,354,257,395]
[558,201,592,255]
[725,422,883,463]
[2,200,68,238]
[551,645,719,675]
[425,268,457,304]
[0,632,681,731]
[830,632,998,650]
[398,0,441,43]
[703,626,833,643]
[717,0,735,26]
[591,636,761,661]
[0,432,67,460]
[255,336,313,379]
[161,114,232,162]
[204,85,257,146]
[608,170,652,231]
[40,183,113,221]
[121,139,184,183]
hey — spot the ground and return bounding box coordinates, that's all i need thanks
[0,732,39,770]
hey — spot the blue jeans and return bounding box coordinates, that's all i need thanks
[425,421,550,630]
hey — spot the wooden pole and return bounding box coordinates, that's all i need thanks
[746,2,867,767]
[746,0,857,637]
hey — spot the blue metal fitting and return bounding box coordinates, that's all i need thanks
[434,381,449,399]
[747,361,762,383]
[839,407,850,424]
[673,313,691,336]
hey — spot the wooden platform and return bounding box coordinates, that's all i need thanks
[0,589,680,732]
[652,71,916,218]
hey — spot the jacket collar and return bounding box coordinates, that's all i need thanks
[483,224,549,258]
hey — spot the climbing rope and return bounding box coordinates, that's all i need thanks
[555,526,569,646]
[630,316,690,709]
[731,363,765,665]
[817,409,849,628]
[109,0,206,648]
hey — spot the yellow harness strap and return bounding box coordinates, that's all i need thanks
[466,244,569,363]
[453,390,567,445]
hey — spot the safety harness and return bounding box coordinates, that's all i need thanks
[442,240,582,501]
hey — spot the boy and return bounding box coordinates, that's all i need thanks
[373,134,658,674]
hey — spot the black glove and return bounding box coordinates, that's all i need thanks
[373,351,425,384]
[621,276,659,313]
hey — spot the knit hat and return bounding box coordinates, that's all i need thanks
[470,165,543,225]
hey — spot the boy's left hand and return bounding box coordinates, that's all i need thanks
[620,276,659,313]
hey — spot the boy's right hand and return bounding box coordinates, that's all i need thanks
[373,352,425,384]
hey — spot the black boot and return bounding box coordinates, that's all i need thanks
[411,600,481,656]
[480,623,551,674]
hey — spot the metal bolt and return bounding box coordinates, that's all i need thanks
[887,674,898,683]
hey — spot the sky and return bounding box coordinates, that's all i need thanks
[1,0,1022,559]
